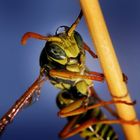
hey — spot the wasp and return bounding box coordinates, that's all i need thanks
[0,10,139,140]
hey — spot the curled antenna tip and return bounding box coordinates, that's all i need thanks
[21,32,31,46]
[20,32,62,45]
[21,38,27,46]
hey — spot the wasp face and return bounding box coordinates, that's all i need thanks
[39,27,85,74]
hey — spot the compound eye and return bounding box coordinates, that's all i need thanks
[74,31,83,49]
[46,44,66,60]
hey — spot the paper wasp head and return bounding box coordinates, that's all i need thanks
[21,11,84,75]
[39,26,84,68]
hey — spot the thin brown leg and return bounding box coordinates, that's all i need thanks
[58,97,86,115]
[59,99,135,118]
[59,115,80,138]
[87,71,104,77]
[58,85,135,118]
[83,42,98,58]
[61,118,140,139]
[49,69,104,82]
[58,90,138,139]
[89,87,119,118]
[0,76,46,132]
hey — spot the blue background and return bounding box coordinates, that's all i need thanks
[0,0,140,139]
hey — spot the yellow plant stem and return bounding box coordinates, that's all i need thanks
[80,0,140,139]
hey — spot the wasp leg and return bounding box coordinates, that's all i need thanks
[60,118,140,139]
[49,70,104,82]
[58,93,137,139]
[83,42,98,58]
[0,76,46,133]
[59,115,80,139]
[59,98,136,118]
[58,86,135,118]
[24,85,41,108]
[58,84,135,118]
[58,97,87,117]
[89,87,119,118]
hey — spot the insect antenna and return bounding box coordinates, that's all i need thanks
[21,32,62,45]
[67,10,83,36]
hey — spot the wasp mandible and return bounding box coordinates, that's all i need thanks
[0,10,140,140]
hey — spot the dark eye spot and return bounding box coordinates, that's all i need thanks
[46,44,66,60]
[74,31,83,49]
